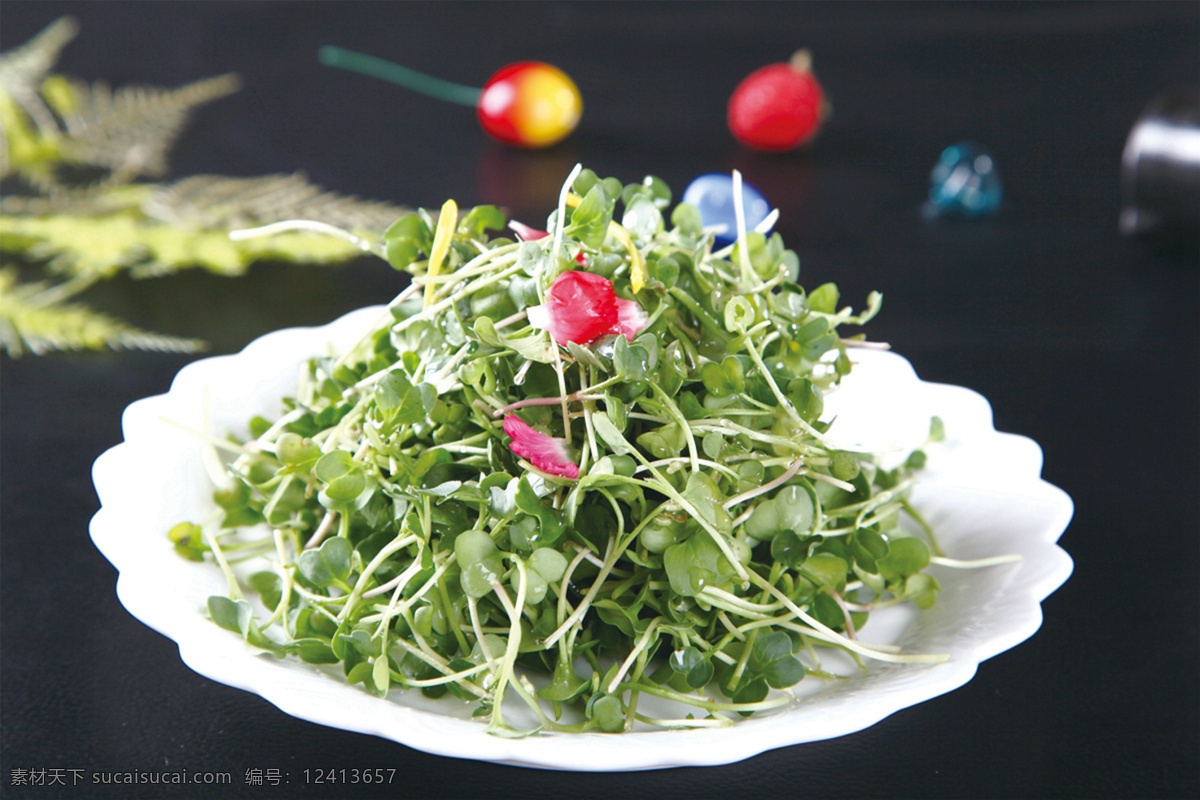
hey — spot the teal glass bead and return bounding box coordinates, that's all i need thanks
[682,173,773,244]
[929,142,1003,217]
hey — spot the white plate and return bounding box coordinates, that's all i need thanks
[90,306,1074,771]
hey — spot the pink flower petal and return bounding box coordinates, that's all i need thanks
[503,415,579,479]
[526,271,647,347]
[509,220,549,241]
[614,298,650,342]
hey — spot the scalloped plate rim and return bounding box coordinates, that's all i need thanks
[89,305,1074,771]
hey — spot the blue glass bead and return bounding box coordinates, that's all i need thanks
[928,142,1003,217]
[681,173,774,245]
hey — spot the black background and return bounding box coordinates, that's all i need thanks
[2,2,1197,798]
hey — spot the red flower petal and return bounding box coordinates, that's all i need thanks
[503,415,579,479]
[526,271,647,346]
[509,220,549,241]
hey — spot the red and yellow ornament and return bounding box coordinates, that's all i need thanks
[320,46,581,149]
[477,62,582,148]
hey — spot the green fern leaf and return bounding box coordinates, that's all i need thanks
[0,20,410,357]
[0,267,205,357]
[1,170,410,280]
[0,17,78,100]
[0,202,395,280]
[56,73,241,182]
[144,172,408,232]
[1,18,240,189]
[0,181,152,217]
[0,16,78,155]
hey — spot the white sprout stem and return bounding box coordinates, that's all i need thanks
[688,419,820,455]
[732,170,761,289]
[200,525,243,601]
[598,422,751,583]
[709,214,781,264]
[505,672,557,732]
[555,545,595,629]
[336,535,419,622]
[494,308,528,330]
[649,383,700,473]
[387,279,424,310]
[731,506,756,530]
[552,354,572,446]
[755,207,780,235]
[391,261,527,339]
[717,610,748,641]
[741,335,829,442]
[830,477,918,517]
[582,402,600,465]
[251,407,309,446]
[634,714,734,730]
[628,411,672,425]
[686,629,739,665]
[467,596,498,673]
[695,592,772,622]
[825,588,859,640]
[228,219,385,259]
[746,570,949,664]
[261,529,296,629]
[403,661,491,688]
[385,636,490,700]
[430,244,522,304]
[551,163,584,273]
[736,267,790,296]
[543,539,618,649]
[289,581,344,605]
[628,683,792,715]
[635,457,741,481]
[487,558,528,733]
[607,617,663,693]
[368,552,450,638]
[700,587,788,617]
[841,338,892,350]
[931,554,1024,569]
[347,335,469,401]
[490,393,601,416]
[305,510,338,549]
[369,558,425,641]
[724,459,804,509]
[397,606,453,667]
[260,473,296,524]
[757,616,906,655]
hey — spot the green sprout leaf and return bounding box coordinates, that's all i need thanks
[298,537,353,588]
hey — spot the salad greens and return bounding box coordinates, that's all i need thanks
[172,166,956,735]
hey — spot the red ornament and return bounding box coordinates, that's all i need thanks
[728,50,828,152]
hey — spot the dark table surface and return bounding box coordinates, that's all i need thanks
[2,2,1197,798]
